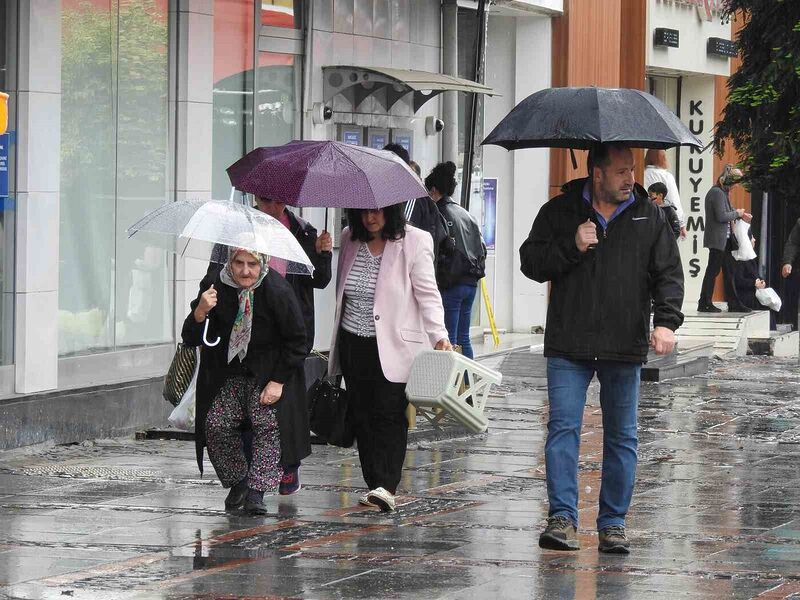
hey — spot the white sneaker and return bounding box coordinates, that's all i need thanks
[358,493,375,507]
[366,487,396,512]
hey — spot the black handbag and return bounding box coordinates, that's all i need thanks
[163,343,198,406]
[308,377,354,448]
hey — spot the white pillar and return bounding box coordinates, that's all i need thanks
[14,0,61,393]
[173,0,215,340]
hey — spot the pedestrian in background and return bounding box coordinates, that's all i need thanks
[425,161,487,359]
[251,196,332,495]
[733,230,767,311]
[779,218,800,328]
[184,248,307,515]
[328,204,451,512]
[698,165,753,313]
[644,149,686,239]
[520,142,684,554]
[647,182,681,239]
[383,143,448,256]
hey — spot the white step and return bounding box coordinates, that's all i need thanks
[676,307,770,358]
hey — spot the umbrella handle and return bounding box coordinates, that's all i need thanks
[202,318,221,347]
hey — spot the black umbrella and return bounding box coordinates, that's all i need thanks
[482,87,702,151]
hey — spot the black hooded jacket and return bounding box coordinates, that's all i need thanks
[519,178,684,363]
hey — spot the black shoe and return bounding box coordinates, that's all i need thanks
[698,303,722,313]
[224,479,248,510]
[538,516,580,551]
[244,489,268,515]
[598,525,630,554]
[728,304,752,313]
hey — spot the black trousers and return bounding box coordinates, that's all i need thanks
[700,239,744,308]
[339,328,408,494]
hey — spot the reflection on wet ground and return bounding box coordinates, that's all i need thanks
[1,355,800,599]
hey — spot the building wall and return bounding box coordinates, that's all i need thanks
[484,15,553,332]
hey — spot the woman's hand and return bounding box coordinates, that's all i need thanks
[434,338,453,351]
[259,381,284,406]
[194,284,217,322]
[755,278,766,290]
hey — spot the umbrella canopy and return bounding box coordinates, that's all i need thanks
[127,199,314,275]
[227,140,428,209]
[482,87,702,151]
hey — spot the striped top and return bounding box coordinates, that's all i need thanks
[341,242,383,337]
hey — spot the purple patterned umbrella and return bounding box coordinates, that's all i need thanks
[227,140,428,209]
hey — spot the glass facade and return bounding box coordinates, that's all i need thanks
[0,1,15,366]
[59,0,173,356]
[261,0,301,28]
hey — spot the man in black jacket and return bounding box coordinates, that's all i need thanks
[520,143,684,555]
[382,143,448,256]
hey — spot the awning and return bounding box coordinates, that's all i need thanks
[322,65,497,113]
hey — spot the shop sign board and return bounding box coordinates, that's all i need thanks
[482,178,497,250]
[0,133,8,199]
[657,0,722,22]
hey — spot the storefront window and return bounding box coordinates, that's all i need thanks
[254,52,298,148]
[59,0,172,356]
[212,0,255,200]
[261,1,301,29]
[0,1,15,365]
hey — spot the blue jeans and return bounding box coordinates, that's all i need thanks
[545,357,641,530]
[441,283,478,359]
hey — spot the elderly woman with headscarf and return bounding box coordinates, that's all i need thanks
[182,247,307,515]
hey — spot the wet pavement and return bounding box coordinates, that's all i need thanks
[1,354,800,599]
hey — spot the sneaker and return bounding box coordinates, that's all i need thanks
[538,516,580,551]
[366,487,396,512]
[698,303,722,313]
[358,493,375,507]
[279,468,301,496]
[224,479,248,510]
[598,525,630,554]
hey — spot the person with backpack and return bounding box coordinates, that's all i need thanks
[425,161,487,359]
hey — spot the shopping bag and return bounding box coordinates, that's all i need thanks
[755,287,782,312]
[163,344,198,406]
[731,219,756,261]
[168,348,200,431]
[308,377,354,448]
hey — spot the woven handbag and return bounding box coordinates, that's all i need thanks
[163,343,198,406]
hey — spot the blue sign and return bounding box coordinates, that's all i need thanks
[343,130,361,145]
[482,178,497,250]
[369,133,387,150]
[0,133,8,199]
[393,134,412,153]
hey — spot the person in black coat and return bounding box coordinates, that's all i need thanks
[647,182,681,239]
[382,143,449,256]
[184,248,307,515]
[520,143,683,555]
[206,198,332,495]
[733,232,767,310]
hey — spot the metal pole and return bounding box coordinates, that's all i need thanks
[759,191,768,278]
[441,0,459,165]
[460,0,488,211]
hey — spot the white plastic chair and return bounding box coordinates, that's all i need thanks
[405,350,502,434]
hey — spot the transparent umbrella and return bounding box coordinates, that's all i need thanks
[127,199,315,347]
[126,199,314,276]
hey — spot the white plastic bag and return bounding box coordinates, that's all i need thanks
[755,287,782,312]
[731,219,756,261]
[168,347,200,431]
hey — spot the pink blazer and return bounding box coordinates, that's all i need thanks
[328,225,449,383]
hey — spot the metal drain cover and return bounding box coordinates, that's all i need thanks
[16,464,160,480]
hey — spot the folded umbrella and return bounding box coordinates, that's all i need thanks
[227,140,428,209]
[483,87,702,150]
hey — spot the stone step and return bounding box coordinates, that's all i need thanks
[676,308,770,357]
[748,331,799,358]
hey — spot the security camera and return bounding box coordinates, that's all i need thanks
[425,116,444,136]
[312,102,333,125]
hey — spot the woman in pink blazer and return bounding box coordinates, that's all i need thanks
[329,203,451,511]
